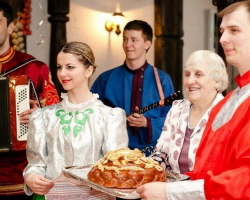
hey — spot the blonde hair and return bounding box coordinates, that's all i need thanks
[185,50,229,92]
[60,42,97,73]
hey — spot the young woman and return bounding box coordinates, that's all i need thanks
[23,42,128,200]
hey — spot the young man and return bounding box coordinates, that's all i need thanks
[91,20,174,156]
[0,1,59,199]
[136,1,250,199]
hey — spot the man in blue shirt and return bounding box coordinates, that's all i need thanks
[91,20,174,156]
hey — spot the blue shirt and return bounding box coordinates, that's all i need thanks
[91,63,174,155]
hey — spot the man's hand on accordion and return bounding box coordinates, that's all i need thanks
[19,100,39,126]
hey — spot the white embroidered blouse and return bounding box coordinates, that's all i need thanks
[23,93,128,197]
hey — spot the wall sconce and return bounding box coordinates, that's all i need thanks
[105,3,124,36]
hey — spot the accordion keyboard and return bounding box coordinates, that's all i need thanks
[15,85,30,141]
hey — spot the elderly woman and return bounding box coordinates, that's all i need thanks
[23,42,128,200]
[151,50,229,174]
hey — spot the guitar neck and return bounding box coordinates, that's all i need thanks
[135,102,160,114]
[134,91,180,114]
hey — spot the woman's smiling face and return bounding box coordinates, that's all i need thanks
[183,63,217,104]
[56,52,90,92]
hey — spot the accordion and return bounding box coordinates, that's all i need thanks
[0,75,30,152]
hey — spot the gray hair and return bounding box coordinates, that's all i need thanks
[185,50,229,92]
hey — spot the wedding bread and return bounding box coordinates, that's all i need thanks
[87,148,166,188]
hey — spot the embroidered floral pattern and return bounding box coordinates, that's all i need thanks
[56,108,94,137]
[43,81,60,106]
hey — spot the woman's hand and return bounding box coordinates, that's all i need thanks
[136,182,168,200]
[25,173,54,195]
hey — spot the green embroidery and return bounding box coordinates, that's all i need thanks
[62,125,71,136]
[56,108,94,137]
[73,126,83,137]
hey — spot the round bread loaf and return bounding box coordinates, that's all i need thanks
[87,148,167,188]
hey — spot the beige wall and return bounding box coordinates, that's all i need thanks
[183,0,216,63]
[26,0,50,65]
[27,0,216,87]
[67,0,154,86]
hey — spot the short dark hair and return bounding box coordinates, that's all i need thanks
[0,1,14,26]
[123,20,153,42]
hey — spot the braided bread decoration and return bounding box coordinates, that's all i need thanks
[87,148,167,188]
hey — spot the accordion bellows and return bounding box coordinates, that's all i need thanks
[0,75,29,152]
[87,148,167,188]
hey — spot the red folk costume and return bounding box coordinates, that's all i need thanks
[188,70,250,199]
[0,47,59,196]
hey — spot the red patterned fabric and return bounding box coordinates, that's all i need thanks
[0,47,59,196]
[187,70,250,199]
